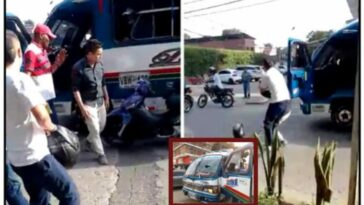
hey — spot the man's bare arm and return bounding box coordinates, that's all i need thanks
[31,104,57,132]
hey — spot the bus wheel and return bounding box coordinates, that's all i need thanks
[331,104,353,129]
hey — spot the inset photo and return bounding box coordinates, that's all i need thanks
[169,138,258,205]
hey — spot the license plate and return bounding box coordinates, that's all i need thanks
[119,72,149,88]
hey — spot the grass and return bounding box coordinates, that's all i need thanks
[258,192,313,205]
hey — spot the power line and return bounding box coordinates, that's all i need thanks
[185,0,247,14]
[185,0,280,18]
[184,0,207,5]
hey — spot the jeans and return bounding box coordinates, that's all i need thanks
[12,155,80,205]
[84,103,107,156]
[6,163,28,205]
[243,82,250,98]
[264,100,291,145]
[212,86,223,102]
[47,99,59,124]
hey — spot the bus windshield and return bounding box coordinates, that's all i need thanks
[185,155,222,178]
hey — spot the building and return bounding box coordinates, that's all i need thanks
[173,143,212,169]
[185,33,255,51]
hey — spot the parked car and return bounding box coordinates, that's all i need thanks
[218,69,241,84]
[173,169,186,188]
[235,65,263,81]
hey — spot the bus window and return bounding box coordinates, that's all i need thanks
[185,158,201,177]
[51,20,79,50]
[226,149,251,175]
[132,7,179,40]
[113,0,180,43]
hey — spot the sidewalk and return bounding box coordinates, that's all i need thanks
[17,142,120,205]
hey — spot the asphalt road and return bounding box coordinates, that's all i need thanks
[59,117,170,205]
[184,83,352,204]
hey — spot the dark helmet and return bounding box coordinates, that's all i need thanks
[232,123,245,138]
[48,125,81,168]
[208,66,217,74]
[135,79,151,96]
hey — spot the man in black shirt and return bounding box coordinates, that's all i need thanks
[72,39,109,165]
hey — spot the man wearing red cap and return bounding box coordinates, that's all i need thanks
[24,24,67,124]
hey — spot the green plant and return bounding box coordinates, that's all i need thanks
[314,138,336,205]
[254,132,285,197]
[258,192,279,205]
[184,46,263,77]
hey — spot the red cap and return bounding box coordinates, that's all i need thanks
[34,24,56,39]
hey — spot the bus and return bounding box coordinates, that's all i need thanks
[45,0,181,115]
[182,144,255,203]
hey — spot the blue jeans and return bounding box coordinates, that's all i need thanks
[243,82,250,98]
[47,99,59,124]
[12,155,80,205]
[264,100,291,145]
[6,163,28,205]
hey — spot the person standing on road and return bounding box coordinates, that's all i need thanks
[24,24,68,124]
[6,30,80,205]
[259,56,291,146]
[241,70,252,98]
[72,39,109,165]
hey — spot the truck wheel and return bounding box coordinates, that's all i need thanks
[229,78,234,84]
[331,105,353,129]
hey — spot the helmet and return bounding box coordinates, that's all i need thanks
[48,125,81,168]
[232,123,245,138]
[135,79,151,96]
[208,66,216,73]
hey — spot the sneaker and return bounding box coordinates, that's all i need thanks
[97,155,109,165]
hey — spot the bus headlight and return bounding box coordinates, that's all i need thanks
[204,186,219,194]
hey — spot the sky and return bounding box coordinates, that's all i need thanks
[184,0,354,47]
[6,0,63,24]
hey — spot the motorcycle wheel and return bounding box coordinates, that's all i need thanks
[221,94,234,108]
[197,94,208,108]
[102,116,123,146]
[184,95,194,113]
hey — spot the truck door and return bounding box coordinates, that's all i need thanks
[287,38,311,98]
[222,147,254,203]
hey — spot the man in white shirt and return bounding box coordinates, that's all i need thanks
[259,56,291,146]
[208,66,224,101]
[6,30,79,205]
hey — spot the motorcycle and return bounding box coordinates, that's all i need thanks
[102,80,180,145]
[184,85,194,113]
[197,82,234,108]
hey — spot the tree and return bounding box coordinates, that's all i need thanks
[306,30,333,42]
[222,28,242,36]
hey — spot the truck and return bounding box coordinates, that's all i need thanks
[287,20,358,128]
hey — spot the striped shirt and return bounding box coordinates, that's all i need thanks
[24,42,56,100]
